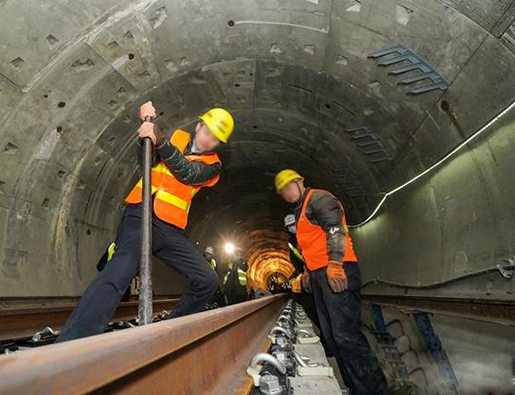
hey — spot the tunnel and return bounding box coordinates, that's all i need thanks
[0,0,515,393]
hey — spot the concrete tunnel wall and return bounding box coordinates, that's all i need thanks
[356,111,515,301]
[0,0,514,300]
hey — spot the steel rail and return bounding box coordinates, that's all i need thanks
[0,298,180,341]
[362,293,515,326]
[0,294,286,395]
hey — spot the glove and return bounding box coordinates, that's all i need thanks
[139,101,156,121]
[326,261,348,293]
[138,122,166,147]
[301,270,312,293]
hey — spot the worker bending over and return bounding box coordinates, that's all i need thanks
[56,103,234,342]
[275,169,387,395]
[284,213,307,295]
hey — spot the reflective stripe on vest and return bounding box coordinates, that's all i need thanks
[288,242,304,263]
[155,190,189,211]
[238,269,247,286]
[223,269,247,286]
[135,179,158,195]
[209,258,217,270]
[125,130,221,229]
[296,189,357,271]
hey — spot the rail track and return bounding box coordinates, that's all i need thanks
[1,292,512,394]
[0,298,180,342]
[0,295,286,395]
[362,294,515,326]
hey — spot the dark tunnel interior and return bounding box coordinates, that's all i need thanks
[1,0,515,392]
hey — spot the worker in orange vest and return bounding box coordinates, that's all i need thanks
[56,102,234,342]
[275,169,387,395]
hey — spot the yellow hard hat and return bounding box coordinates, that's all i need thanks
[200,108,234,143]
[275,169,304,192]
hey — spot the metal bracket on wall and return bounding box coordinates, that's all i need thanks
[370,305,412,383]
[414,313,459,394]
[372,304,388,334]
[345,126,393,163]
[334,166,366,198]
[368,44,448,95]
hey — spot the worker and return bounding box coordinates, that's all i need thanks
[203,246,226,307]
[204,246,219,277]
[223,257,248,305]
[275,169,387,395]
[55,102,234,342]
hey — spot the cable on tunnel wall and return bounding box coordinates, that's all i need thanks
[349,99,515,228]
[362,259,514,289]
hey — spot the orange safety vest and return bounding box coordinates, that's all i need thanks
[125,130,221,229]
[296,189,357,271]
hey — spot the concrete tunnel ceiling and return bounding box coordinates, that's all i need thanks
[0,0,515,295]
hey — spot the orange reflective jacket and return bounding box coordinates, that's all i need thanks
[297,189,357,271]
[125,130,221,229]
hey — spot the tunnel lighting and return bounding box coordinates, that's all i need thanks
[350,99,515,228]
[224,242,235,254]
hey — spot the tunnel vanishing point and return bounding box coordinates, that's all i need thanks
[0,0,515,394]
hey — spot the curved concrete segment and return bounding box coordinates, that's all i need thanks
[0,1,515,391]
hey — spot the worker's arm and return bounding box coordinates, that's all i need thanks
[156,140,222,185]
[309,191,346,262]
[136,122,221,185]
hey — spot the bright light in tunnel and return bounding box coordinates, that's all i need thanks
[224,242,235,254]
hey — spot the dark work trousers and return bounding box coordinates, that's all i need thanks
[310,263,388,395]
[55,203,219,343]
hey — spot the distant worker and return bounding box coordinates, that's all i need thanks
[204,246,226,307]
[223,258,248,305]
[275,169,387,395]
[55,102,235,343]
[284,214,304,277]
[204,246,220,277]
[96,242,130,302]
[95,241,117,271]
[284,214,314,306]
[268,272,287,294]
